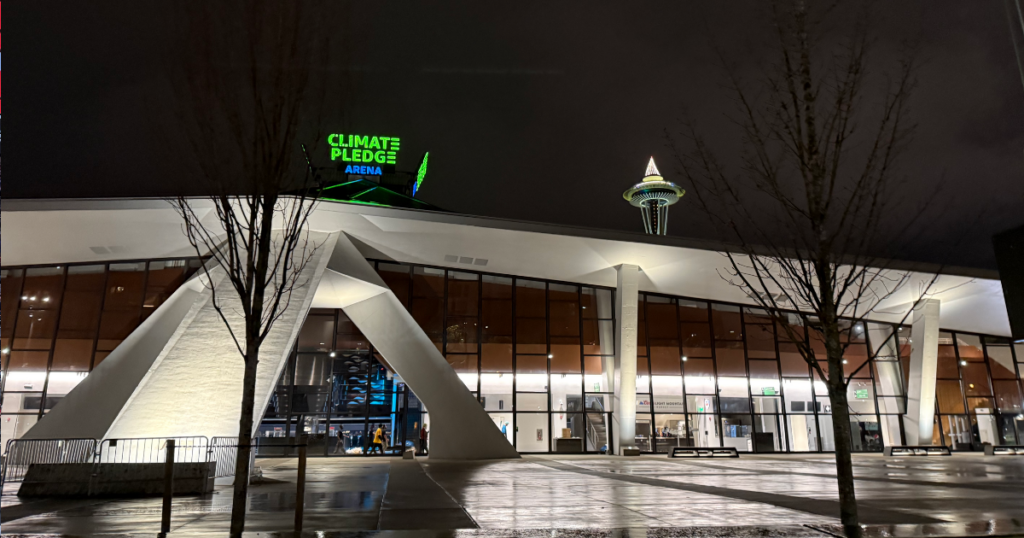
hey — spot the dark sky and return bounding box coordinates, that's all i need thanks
[8,2,1024,270]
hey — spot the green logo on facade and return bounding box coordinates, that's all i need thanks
[327,134,401,169]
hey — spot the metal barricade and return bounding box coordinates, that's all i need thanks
[1,438,98,486]
[97,437,209,464]
[209,436,260,479]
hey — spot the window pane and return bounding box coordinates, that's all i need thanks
[550,339,581,374]
[584,356,614,393]
[748,360,781,396]
[652,414,687,453]
[412,267,445,341]
[7,351,49,374]
[516,413,548,452]
[937,332,959,378]
[689,413,722,447]
[684,358,715,394]
[516,318,546,354]
[787,414,818,451]
[956,334,984,362]
[1,269,25,342]
[680,322,712,358]
[480,374,512,411]
[549,284,580,337]
[650,342,680,376]
[652,375,683,397]
[21,266,65,308]
[780,343,809,376]
[993,380,1023,413]
[873,361,904,397]
[517,392,548,411]
[581,288,613,320]
[678,300,708,322]
[937,380,966,414]
[446,316,478,353]
[144,260,198,318]
[582,319,614,355]
[516,356,548,392]
[481,343,513,373]
[722,414,753,452]
[298,315,334,352]
[718,377,750,413]
[15,309,58,350]
[377,263,411,306]
[844,343,871,379]
[482,277,513,353]
[551,374,583,411]
[848,381,875,414]
[754,415,786,452]
[746,321,777,359]
[715,341,746,376]
[962,363,991,396]
[987,344,1017,380]
[712,304,743,340]
[96,263,146,352]
[784,378,815,413]
[515,280,546,318]
[646,296,677,340]
[447,271,479,317]
[52,265,105,371]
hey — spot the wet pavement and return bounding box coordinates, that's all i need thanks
[1,453,1022,536]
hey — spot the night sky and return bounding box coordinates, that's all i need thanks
[7,2,1024,271]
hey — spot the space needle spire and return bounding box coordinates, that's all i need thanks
[623,157,685,235]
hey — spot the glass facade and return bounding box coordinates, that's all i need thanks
[4,256,1022,455]
[1,258,204,445]
[256,306,425,457]
[262,261,617,455]
[933,333,1024,449]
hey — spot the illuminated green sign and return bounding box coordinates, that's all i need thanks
[328,134,401,174]
[761,387,778,396]
[414,152,429,197]
[854,389,870,399]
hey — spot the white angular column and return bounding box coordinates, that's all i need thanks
[324,233,519,460]
[613,264,640,455]
[904,298,941,445]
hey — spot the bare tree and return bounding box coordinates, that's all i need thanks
[672,2,944,532]
[164,2,334,535]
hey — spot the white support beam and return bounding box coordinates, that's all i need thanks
[905,298,941,445]
[613,264,640,455]
[323,233,520,460]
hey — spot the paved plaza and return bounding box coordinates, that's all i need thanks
[2,454,1023,536]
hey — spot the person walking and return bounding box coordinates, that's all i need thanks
[370,424,384,455]
[419,424,429,455]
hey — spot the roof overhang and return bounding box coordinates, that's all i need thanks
[1,197,1010,337]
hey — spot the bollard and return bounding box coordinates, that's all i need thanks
[160,440,175,536]
[295,434,308,532]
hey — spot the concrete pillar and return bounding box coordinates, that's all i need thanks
[613,264,640,455]
[904,298,940,445]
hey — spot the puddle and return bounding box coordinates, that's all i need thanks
[248,490,379,512]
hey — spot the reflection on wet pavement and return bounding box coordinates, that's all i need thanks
[1,454,1022,536]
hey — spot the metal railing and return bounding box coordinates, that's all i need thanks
[210,436,259,479]
[97,437,209,464]
[1,438,99,487]
[1,435,267,488]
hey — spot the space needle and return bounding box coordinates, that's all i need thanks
[622,157,685,235]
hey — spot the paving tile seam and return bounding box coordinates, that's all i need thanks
[529,457,943,525]
[656,459,1024,493]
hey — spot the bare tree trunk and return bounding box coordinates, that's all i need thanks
[819,263,860,531]
[230,347,260,536]
[828,380,860,533]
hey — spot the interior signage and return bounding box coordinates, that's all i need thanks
[327,134,401,174]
